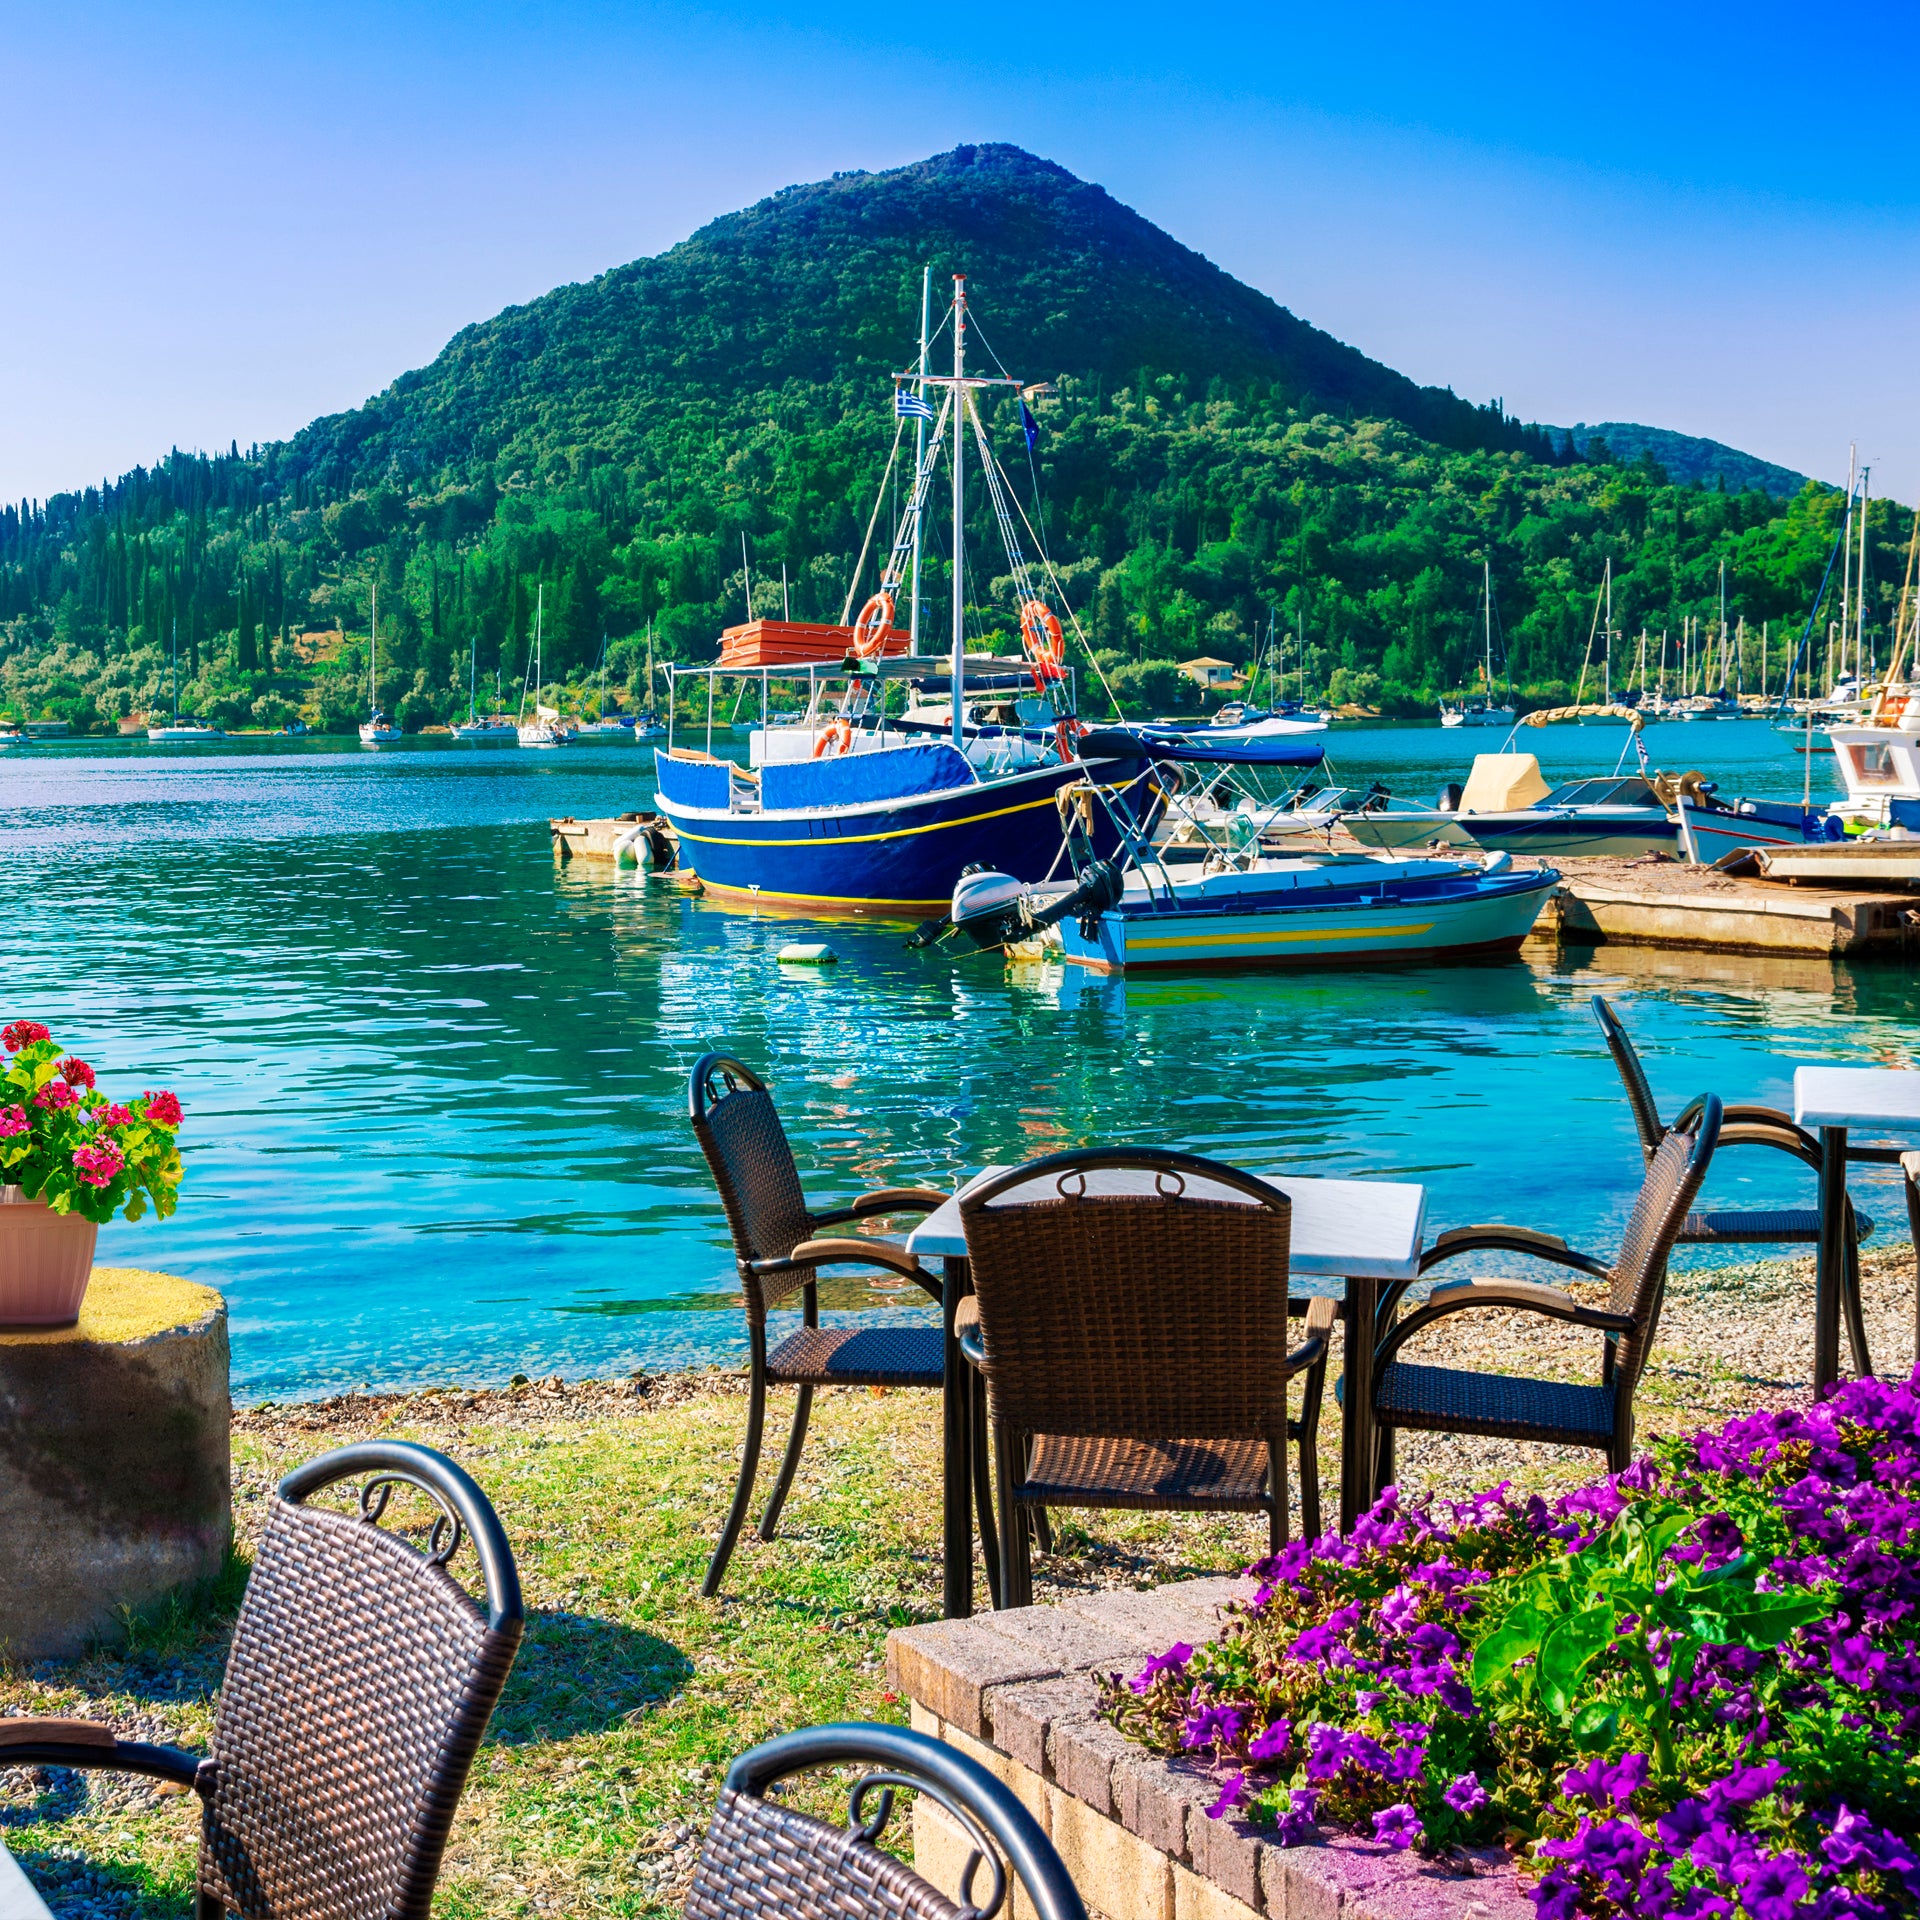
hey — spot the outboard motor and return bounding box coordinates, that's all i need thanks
[1436,782,1465,813]
[921,859,1126,953]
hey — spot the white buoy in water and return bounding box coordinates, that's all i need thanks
[777,943,837,965]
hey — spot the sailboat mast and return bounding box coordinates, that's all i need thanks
[1603,559,1612,706]
[370,582,378,714]
[1483,558,1493,693]
[1839,443,1856,680]
[950,273,967,752]
[1856,467,1871,683]
[911,264,930,651]
[171,617,178,720]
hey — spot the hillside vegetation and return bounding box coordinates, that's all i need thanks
[0,145,1898,733]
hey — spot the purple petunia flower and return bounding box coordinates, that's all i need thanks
[1655,1798,1712,1851]
[1206,1771,1247,1820]
[1181,1701,1246,1754]
[1128,1642,1193,1695]
[1247,1718,1292,1763]
[1273,1786,1319,1847]
[1728,1851,1809,1920]
[1443,1772,1487,1815]
[1562,1752,1648,1809]
[1371,1803,1421,1849]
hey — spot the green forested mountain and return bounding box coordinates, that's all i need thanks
[1551,423,1809,498]
[0,144,1899,732]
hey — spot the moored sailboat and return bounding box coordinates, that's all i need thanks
[359,586,403,747]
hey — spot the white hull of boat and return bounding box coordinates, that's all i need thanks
[148,725,227,744]
[451,722,518,744]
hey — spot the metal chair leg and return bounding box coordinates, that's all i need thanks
[703,1340,768,1597]
[994,1421,1032,1610]
[970,1371,1002,1611]
[1842,1199,1874,1378]
[757,1383,814,1540]
[1031,1506,1054,1555]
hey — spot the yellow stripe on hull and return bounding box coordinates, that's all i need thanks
[1125,921,1438,951]
[670,790,1061,849]
[693,878,948,916]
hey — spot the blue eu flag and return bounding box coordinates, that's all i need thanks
[1020,398,1040,453]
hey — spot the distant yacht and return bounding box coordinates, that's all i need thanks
[149,618,226,743]
[1440,563,1516,729]
[574,637,632,739]
[451,644,516,743]
[516,589,571,747]
[359,585,404,747]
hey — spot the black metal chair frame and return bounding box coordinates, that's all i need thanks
[957,1146,1336,1610]
[685,1721,1086,1920]
[689,1053,998,1601]
[1369,1095,1723,1477]
[1591,993,1874,1375]
[0,1442,522,1920]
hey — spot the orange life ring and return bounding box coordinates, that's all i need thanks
[1019,598,1065,668]
[851,591,895,660]
[812,719,854,758]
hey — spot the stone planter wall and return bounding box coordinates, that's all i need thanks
[886,1579,1529,1920]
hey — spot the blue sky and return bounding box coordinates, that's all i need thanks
[6,1,1917,502]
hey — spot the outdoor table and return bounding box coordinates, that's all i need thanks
[906,1165,1427,1616]
[1794,1065,1920,1387]
[1,1839,52,1920]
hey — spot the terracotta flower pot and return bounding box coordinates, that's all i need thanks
[0,1185,98,1326]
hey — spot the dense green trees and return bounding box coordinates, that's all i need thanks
[0,146,1902,731]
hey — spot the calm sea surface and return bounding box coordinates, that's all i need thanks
[3,719,1913,1401]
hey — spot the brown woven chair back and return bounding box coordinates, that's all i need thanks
[958,1148,1291,1439]
[689,1053,815,1322]
[1591,996,1666,1160]
[199,1443,523,1920]
[1606,1095,1721,1389]
[685,1722,1086,1920]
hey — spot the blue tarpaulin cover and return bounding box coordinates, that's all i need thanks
[653,752,733,809]
[760,742,975,813]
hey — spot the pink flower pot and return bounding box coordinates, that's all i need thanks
[0,1185,98,1326]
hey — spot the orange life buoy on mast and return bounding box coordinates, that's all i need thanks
[812,719,854,759]
[851,591,895,660]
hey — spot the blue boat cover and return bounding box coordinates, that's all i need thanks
[1079,726,1324,769]
[760,742,975,813]
[654,752,733,809]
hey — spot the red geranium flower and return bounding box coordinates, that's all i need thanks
[60,1057,96,1088]
[72,1139,126,1187]
[2,1020,51,1053]
[143,1090,184,1128]
[33,1081,78,1111]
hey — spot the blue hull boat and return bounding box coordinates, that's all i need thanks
[655,740,1151,914]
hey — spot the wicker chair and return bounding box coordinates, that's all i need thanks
[1370,1094,1723,1478]
[689,1053,971,1599]
[1592,994,1874,1375]
[684,1721,1085,1920]
[956,1147,1336,1610]
[0,1441,521,1920]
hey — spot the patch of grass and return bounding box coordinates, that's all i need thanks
[0,1265,1840,1920]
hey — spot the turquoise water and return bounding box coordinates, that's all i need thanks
[3,721,1912,1402]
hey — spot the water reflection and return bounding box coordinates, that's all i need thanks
[1,730,1907,1401]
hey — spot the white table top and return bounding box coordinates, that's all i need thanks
[1793,1065,1920,1131]
[905,1166,1427,1279]
[0,1841,52,1920]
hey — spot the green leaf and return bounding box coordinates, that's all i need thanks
[1570,1700,1619,1751]
[1717,1593,1828,1649]
[1538,1605,1617,1716]
[1472,1615,1547,1690]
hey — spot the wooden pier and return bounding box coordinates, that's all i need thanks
[1535,855,1920,958]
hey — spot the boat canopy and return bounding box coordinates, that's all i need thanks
[1079,725,1324,768]
[761,742,972,810]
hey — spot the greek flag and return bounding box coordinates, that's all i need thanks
[895,387,936,422]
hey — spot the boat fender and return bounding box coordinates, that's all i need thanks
[778,943,837,965]
[1436,782,1465,814]
[1480,851,1512,876]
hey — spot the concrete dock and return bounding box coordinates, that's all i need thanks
[1536,854,1920,957]
[549,813,678,865]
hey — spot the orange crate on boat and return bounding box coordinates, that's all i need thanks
[716,619,911,668]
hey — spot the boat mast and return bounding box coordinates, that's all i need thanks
[171,617,178,721]
[1856,466,1871,684]
[1839,443,1856,684]
[1483,558,1493,697]
[1602,559,1612,706]
[911,264,930,651]
[951,273,966,752]
[1718,558,1727,697]
[370,582,378,716]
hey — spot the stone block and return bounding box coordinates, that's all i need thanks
[1051,1711,1144,1821]
[0,1268,229,1659]
[935,1717,1050,1827]
[1129,1755,1217,1862]
[1188,1807,1267,1910]
[888,1616,1064,1738]
[1058,1578,1251,1658]
[988,1672,1102,1778]
[1175,1860,1261,1920]
[977,1602,1151,1677]
[1048,1781,1173,1920]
